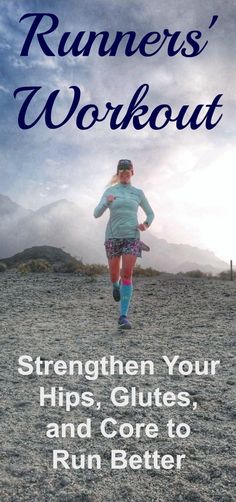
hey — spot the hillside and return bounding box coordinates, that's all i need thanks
[0,246,76,268]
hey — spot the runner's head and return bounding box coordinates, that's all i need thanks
[117,159,134,184]
[106,159,134,186]
[116,159,133,174]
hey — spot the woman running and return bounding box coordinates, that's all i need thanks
[94,159,155,329]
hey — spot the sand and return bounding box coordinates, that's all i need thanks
[1,272,235,501]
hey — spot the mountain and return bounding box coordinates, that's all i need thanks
[0,194,32,220]
[1,245,75,268]
[0,197,89,261]
[141,236,227,273]
[0,194,33,259]
[0,194,228,273]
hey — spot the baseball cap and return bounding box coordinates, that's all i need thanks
[117,159,133,173]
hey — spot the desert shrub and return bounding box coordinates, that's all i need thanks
[177,271,215,279]
[82,264,107,276]
[18,259,51,273]
[0,262,7,272]
[30,259,51,272]
[134,265,160,276]
[218,270,235,280]
[18,263,30,274]
[182,270,209,278]
[53,260,107,275]
[53,259,82,273]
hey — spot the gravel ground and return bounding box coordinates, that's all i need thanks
[1,272,236,502]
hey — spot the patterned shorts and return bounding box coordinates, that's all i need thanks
[104,238,142,259]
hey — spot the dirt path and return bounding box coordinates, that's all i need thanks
[1,272,235,501]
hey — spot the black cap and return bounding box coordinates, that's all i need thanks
[117,159,133,174]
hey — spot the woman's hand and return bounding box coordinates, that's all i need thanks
[107,195,116,203]
[137,222,148,231]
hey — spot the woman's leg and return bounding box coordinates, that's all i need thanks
[108,256,121,301]
[119,254,137,319]
[121,254,137,282]
[108,256,121,283]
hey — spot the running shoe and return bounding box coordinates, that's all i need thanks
[118,315,131,329]
[113,284,120,302]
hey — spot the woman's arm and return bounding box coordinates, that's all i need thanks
[93,192,109,218]
[94,191,116,218]
[139,190,155,227]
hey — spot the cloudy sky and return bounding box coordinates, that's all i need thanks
[0,0,235,263]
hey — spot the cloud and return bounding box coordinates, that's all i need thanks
[0,84,10,93]
[0,0,235,262]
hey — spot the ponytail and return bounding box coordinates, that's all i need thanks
[106,174,119,186]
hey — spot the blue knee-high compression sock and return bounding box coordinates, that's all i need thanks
[120,280,133,316]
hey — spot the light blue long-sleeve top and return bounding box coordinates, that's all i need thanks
[94,182,155,240]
